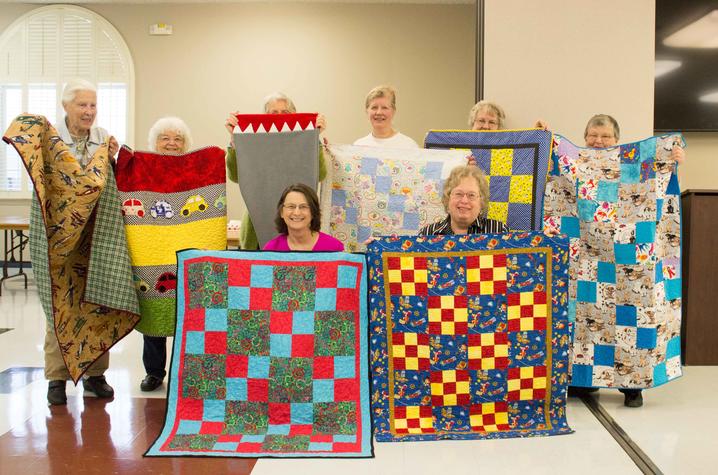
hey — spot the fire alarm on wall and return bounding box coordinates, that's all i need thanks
[149,23,173,35]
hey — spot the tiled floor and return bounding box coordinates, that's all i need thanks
[0,274,716,474]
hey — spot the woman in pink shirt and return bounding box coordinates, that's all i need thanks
[263,183,344,252]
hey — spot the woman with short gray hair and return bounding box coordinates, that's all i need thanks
[468,100,548,131]
[354,84,419,148]
[419,165,507,235]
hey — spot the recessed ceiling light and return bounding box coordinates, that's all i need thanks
[699,91,718,103]
[664,9,718,48]
[655,60,682,78]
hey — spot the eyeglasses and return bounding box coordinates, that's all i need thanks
[586,133,615,141]
[283,204,311,212]
[450,191,479,202]
[474,119,498,127]
[158,135,185,143]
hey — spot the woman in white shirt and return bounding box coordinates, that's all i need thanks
[354,85,419,148]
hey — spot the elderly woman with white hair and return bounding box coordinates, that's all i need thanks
[468,100,548,131]
[354,85,419,148]
[138,116,193,393]
[37,79,120,405]
[147,116,193,155]
[223,92,327,250]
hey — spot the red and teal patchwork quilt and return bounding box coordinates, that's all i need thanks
[367,232,572,441]
[146,250,373,458]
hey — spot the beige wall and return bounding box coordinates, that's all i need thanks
[0,2,476,221]
[484,0,717,192]
[1,0,716,225]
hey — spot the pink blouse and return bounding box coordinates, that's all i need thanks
[263,232,344,252]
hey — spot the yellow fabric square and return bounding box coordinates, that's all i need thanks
[431,382,443,395]
[420,417,433,428]
[404,333,417,345]
[521,319,533,331]
[457,381,470,394]
[520,367,534,378]
[496,412,508,425]
[395,419,408,429]
[479,255,495,268]
[428,308,441,322]
[507,379,520,391]
[490,148,514,176]
[418,345,430,358]
[406,406,420,418]
[387,269,402,282]
[481,358,495,370]
[534,377,547,389]
[480,333,495,345]
[443,370,456,383]
[466,268,480,281]
[493,267,507,280]
[488,202,508,223]
[441,322,455,334]
[534,304,546,317]
[414,270,428,283]
[444,394,457,406]
[520,292,534,305]
[405,358,418,370]
[480,281,494,294]
[520,389,534,400]
[468,346,481,359]
[441,295,457,307]
[507,306,520,319]
[402,283,416,295]
[408,427,423,434]
[455,308,468,322]
[509,175,534,204]
[393,346,406,357]
[400,257,415,270]
[496,345,508,358]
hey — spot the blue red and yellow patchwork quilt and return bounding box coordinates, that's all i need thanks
[424,129,553,231]
[146,250,373,458]
[367,233,572,441]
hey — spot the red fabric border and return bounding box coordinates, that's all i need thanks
[116,146,226,193]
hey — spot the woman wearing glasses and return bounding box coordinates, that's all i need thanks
[263,183,344,251]
[469,100,548,131]
[419,165,507,235]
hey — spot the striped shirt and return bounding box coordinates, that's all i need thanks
[418,215,508,236]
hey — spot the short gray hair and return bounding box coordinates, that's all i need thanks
[364,85,397,110]
[62,78,97,105]
[148,116,193,153]
[584,114,620,141]
[263,92,296,113]
[468,100,505,129]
